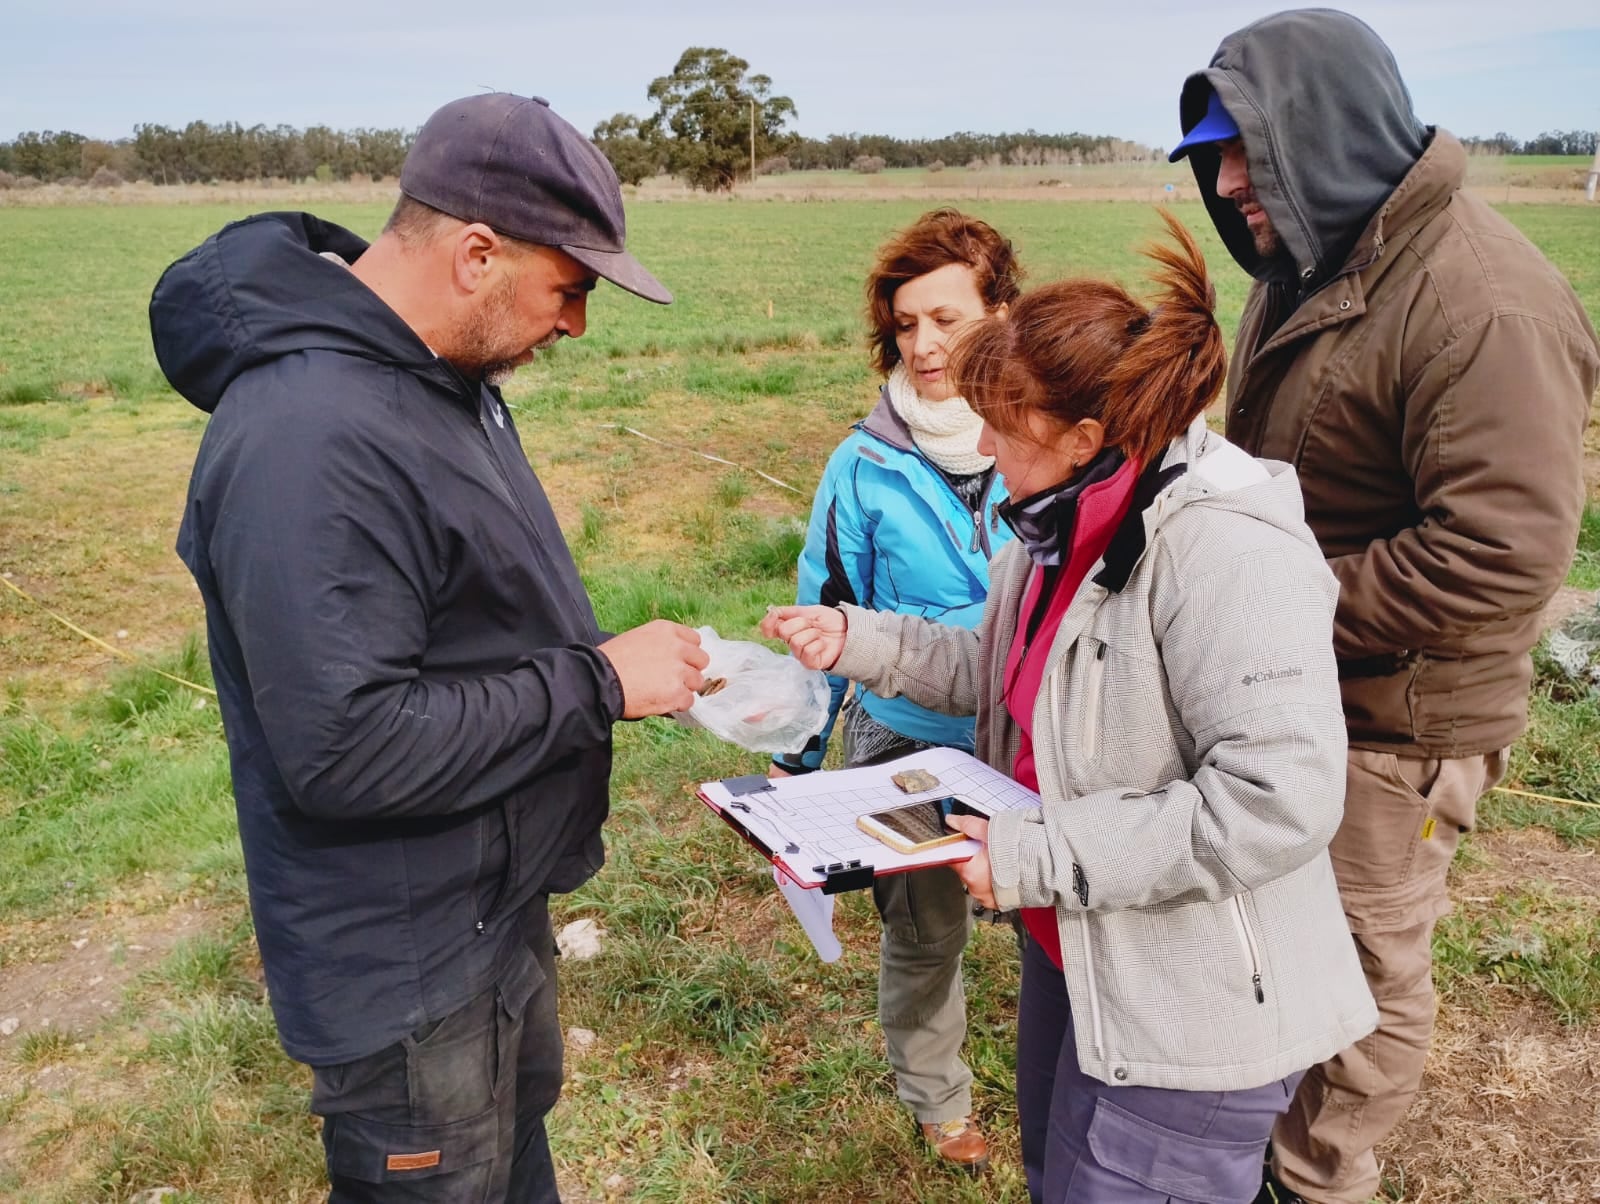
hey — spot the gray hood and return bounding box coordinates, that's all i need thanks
[1178,8,1426,289]
[1156,417,1322,558]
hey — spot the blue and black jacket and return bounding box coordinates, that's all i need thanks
[775,391,1013,772]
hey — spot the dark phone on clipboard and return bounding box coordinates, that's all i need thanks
[856,796,986,855]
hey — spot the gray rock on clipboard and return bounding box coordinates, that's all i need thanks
[891,768,940,794]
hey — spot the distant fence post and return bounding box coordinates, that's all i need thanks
[1588,144,1600,201]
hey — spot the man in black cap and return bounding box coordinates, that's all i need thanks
[151,93,708,1202]
[1171,12,1599,1204]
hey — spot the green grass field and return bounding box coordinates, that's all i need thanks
[1,197,1599,1203]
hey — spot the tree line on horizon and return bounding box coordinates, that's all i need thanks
[2,45,1594,191]
[0,118,1174,191]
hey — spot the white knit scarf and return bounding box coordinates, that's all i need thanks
[886,362,994,476]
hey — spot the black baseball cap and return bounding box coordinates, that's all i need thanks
[400,92,671,304]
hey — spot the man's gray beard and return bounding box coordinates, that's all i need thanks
[479,329,562,388]
[482,361,519,388]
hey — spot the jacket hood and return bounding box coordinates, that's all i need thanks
[1073,417,1317,598]
[150,211,437,413]
[1158,417,1316,554]
[1178,8,1426,288]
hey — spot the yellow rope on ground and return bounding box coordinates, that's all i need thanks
[585,422,804,494]
[0,574,217,698]
[1489,785,1600,812]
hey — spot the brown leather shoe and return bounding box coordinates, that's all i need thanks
[920,1115,990,1174]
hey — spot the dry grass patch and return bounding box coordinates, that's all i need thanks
[1375,825,1600,1201]
[1383,998,1600,1203]
[0,396,204,706]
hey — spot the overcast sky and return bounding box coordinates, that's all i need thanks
[7,1,1598,151]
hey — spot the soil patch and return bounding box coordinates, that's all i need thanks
[0,896,217,1052]
[1382,997,1600,1203]
[0,895,224,1181]
[1463,825,1600,902]
[1544,584,1597,633]
[1375,825,1600,1202]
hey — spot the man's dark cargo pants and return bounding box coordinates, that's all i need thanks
[310,895,563,1203]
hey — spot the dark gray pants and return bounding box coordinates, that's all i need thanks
[311,897,562,1203]
[1017,935,1300,1204]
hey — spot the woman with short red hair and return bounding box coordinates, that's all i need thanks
[765,214,1376,1202]
[770,209,1022,1172]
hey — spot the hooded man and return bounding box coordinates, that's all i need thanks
[151,93,709,1203]
[1173,11,1599,1204]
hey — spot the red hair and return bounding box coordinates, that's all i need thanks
[865,208,1023,376]
[950,211,1226,468]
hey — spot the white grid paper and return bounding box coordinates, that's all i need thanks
[699,747,1040,888]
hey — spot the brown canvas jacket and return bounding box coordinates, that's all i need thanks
[1226,132,1600,755]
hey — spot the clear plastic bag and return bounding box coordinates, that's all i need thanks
[674,626,831,754]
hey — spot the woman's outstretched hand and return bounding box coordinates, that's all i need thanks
[761,605,847,672]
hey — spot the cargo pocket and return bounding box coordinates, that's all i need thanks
[872,864,969,947]
[1328,749,1432,891]
[323,1102,498,1187]
[400,988,499,1124]
[1085,1098,1265,1204]
[492,946,543,1098]
[408,954,543,1119]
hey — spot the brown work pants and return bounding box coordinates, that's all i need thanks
[1273,746,1507,1203]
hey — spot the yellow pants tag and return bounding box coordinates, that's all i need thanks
[1421,817,1436,840]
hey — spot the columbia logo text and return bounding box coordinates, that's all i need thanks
[1241,667,1304,685]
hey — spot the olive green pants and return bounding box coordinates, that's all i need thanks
[848,727,977,1125]
[872,864,975,1123]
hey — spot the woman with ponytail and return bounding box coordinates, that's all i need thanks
[765,213,1376,1203]
[771,209,1021,1173]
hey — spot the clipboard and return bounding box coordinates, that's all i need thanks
[697,747,1041,894]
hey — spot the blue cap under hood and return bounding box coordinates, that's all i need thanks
[1177,9,1427,290]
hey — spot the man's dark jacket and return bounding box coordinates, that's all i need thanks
[151,212,624,1065]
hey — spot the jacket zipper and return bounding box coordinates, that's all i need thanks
[473,409,550,550]
[469,405,537,920]
[1078,914,1107,1054]
[871,428,998,560]
[922,455,991,557]
[1082,643,1106,759]
[964,487,1000,557]
[1049,676,1107,1056]
[474,801,514,936]
[1231,895,1266,1003]
[430,365,536,530]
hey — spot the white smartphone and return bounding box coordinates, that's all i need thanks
[856,796,985,855]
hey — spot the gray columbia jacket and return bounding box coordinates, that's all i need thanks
[833,420,1378,1090]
